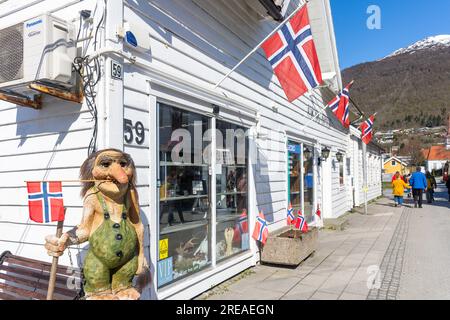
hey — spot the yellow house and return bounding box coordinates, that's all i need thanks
[383,156,409,175]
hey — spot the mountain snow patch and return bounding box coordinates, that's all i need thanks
[384,35,450,59]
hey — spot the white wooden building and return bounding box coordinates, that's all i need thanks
[0,0,382,300]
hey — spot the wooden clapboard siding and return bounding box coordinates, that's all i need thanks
[0,0,98,264]
[122,0,346,228]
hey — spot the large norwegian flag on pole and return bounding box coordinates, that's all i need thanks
[261,5,323,102]
[360,114,376,145]
[327,81,354,128]
[27,181,65,223]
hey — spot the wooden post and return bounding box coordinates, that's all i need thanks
[46,218,64,300]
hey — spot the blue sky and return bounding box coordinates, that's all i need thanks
[330,0,450,70]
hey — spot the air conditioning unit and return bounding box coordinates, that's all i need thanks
[0,13,76,95]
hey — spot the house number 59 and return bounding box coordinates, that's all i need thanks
[124,118,145,145]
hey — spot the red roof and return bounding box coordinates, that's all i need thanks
[422,145,450,161]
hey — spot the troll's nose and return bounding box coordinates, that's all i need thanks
[110,163,129,184]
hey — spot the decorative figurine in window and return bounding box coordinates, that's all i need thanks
[44,149,149,300]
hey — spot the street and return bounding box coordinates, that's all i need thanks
[199,183,450,300]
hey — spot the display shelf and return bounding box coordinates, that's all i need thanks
[160,219,208,235]
[160,161,208,167]
[216,191,247,196]
[160,194,209,202]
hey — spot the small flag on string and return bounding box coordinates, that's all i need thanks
[287,203,295,225]
[252,211,269,245]
[316,204,321,218]
[233,209,249,243]
[327,80,353,128]
[360,114,375,145]
[261,5,322,102]
[295,210,309,233]
[27,181,65,223]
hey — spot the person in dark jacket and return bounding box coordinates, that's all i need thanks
[409,167,427,208]
[446,178,450,202]
[425,171,437,203]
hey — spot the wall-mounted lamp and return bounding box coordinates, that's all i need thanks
[318,146,330,166]
[336,151,344,162]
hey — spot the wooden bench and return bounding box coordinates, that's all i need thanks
[0,251,83,300]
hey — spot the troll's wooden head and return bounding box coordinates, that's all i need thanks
[80,149,137,199]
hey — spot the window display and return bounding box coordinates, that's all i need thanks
[303,145,314,222]
[215,120,249,262]
[288,143,301,212]
[158,103,211,287]
[288,142,315,223]
[157,104,250,288]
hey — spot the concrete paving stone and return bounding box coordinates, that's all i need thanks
[254,272,301,293]
[280,283,317,300]
[216,286,285,300]
[298,273,329,288]
[339,292,367,300]
[343,280,371,296]
[309,290,341,300]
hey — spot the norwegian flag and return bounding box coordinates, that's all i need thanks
[252,211,269,245]
[27,182,65,223]
[261,5,322,102]
[287,203,295,225]
[233,209,249,243]
[360,115,375,145]
[294,210,309,233]
[327,81,354,128]
[316,204,321,218]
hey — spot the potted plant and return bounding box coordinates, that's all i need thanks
[260,226,318,266]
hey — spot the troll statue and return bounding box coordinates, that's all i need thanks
[45,149,148,300]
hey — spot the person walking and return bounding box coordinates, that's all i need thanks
[392,171,411,207]
[409,167,427,208]
[446,177,450,202]
[425,171,437,203]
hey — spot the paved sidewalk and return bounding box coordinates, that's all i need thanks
[198,196,404,300]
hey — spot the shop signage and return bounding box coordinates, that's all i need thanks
[158,257,173,286]
[159,238,169,260]
[287,144,301,154]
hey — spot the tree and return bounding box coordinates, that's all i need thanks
[403,139,426,166]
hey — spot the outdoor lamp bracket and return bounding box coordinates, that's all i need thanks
[318,147,330,166]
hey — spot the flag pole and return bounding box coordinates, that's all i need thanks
[46,209,66,300]
[213,1,309,90]
[300,80,355,133]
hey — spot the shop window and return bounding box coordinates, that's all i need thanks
[215,120,249,262]
[287,142,315,223]
[158,103,211,288]
[288,142,301,214]
[303,145,314,222]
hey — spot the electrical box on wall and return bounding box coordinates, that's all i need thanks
[0,13,76,95]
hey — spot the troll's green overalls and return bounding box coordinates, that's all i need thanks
[83,189,138,295]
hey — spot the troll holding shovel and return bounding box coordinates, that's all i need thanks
[45,149,148,300]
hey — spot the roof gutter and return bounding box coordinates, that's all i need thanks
[257,0,284,21]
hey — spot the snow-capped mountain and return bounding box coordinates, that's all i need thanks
[342,34,450,134]
[384,35,450,59]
